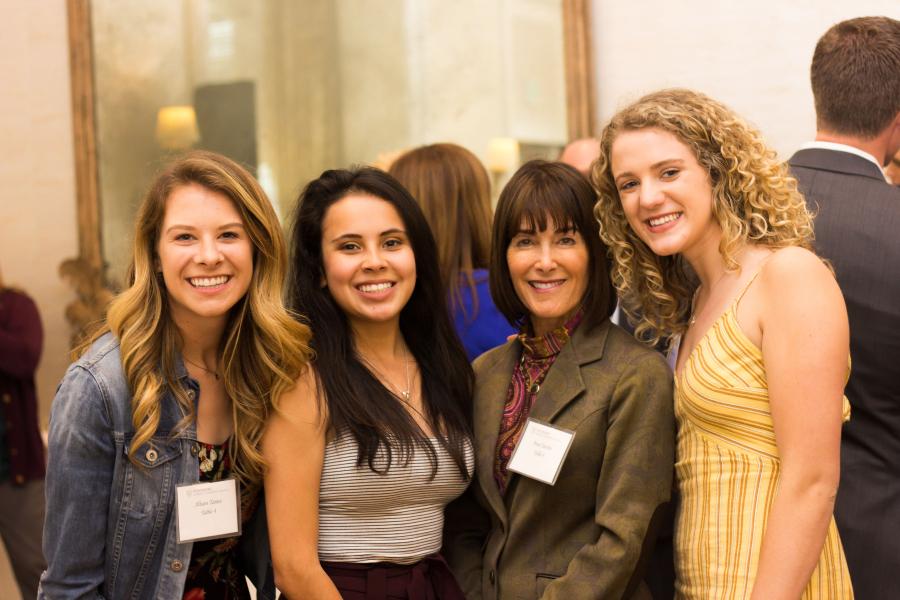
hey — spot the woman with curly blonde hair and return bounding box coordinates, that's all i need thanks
[593,89,854,599]
[40,151,312,600]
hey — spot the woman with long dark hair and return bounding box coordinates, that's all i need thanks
[263,167,474,599]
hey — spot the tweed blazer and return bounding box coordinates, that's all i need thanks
[790,147,900,599]
[445,320,675,600]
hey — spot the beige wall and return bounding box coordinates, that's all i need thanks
[592,0,900,158]
[0,0,77,431]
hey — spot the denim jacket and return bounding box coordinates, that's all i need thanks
[38,333,275,600]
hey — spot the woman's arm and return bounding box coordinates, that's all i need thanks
[262,368,341,600]
[750,248,849,600]
[39,365,114,599]
[543,350,676,599]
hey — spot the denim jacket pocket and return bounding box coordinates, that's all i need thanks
[120,437,183,519]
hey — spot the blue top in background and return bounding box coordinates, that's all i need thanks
[452,269,515,361]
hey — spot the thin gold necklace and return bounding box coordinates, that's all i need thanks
[362,348,412,402]
[183,355,220,380]
[689,269,731,326]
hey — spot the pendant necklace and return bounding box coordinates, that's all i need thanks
[183,356,220,380]
[363,348,412,402]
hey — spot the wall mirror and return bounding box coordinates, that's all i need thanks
[66,0,595,313]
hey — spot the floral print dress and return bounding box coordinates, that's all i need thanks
[182,440,260,600]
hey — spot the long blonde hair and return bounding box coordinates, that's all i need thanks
[593,89,814,345]
[88,151,312,487]
[389,143,492,319]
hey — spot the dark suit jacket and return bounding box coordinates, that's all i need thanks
[444,320,675,600]
[790,148,900,600]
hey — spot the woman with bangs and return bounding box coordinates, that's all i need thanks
[445,160,675,599]
[40,151,312,600]
[593,89,853,598]
[389,143,514,359]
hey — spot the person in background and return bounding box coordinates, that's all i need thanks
[40,151,312,600]
[445,160,674,599]
[390,143,514,359]
[264,167,473,599]
[0,266,46,599]
[788,16,900,599]
[595,88,853,599]
[558,138,600,177]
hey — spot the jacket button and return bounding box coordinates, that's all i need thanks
[186,389,196,400]
[145,448,158,463]
[530,383,540,394]
[1,393,10,404]
[170,559,184,572]
[489,569,496,584]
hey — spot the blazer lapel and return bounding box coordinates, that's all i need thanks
[528,320,609,424]
[473,342,520,528]
[504,321,610,499]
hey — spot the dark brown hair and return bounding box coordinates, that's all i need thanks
[490,160,616,332]
[389,143,492,320]
[811,16,900,138]
[289,167,473,479]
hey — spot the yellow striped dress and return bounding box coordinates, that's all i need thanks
[674,295,853,599]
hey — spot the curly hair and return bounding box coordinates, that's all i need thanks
[593,88,814,345]
[84,151,313,488]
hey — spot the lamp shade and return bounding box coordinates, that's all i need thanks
[486,137,520,173]
[155,105,200,150]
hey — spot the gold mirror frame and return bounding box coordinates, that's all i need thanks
[64,0,596,297]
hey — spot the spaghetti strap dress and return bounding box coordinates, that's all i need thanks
[674,270,853,599]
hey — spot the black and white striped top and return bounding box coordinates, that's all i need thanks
[317,432,474,564]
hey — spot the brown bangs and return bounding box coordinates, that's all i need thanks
[506,189,579,237]
[490,160,616,331]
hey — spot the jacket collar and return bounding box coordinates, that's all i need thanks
[790,147,887,183]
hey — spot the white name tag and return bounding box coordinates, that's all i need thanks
[507,418,575,485]
[175,478,241,544]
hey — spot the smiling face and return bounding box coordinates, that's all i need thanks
[157,183,253,331]
[506,217,589,336]
[610,127,721,261]
[321,193,416,329]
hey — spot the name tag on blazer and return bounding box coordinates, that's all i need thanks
[175,478,242,543]
[507,419,575,485]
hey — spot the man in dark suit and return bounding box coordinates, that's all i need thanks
[788,16,900,600]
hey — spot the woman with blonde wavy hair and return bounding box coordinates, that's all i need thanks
[40,151,312,600]
[593,89,854,599]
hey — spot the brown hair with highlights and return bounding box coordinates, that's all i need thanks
[389,143,492,320]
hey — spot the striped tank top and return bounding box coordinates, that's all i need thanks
[674,274,853,599]
[317,432,474,564]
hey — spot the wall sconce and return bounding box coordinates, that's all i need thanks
[155,105,200,151]
[486,137,520,199]
[486,137,520,174]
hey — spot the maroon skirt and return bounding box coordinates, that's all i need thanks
[321,554,466,600]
